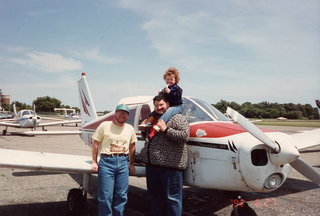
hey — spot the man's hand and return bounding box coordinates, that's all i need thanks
[157,119,167,132]
[91,161,99,172]
[129,164,135,175]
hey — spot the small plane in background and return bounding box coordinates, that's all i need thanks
[54,108,81,121]
[0,103,81,135]
[0,73,319,215]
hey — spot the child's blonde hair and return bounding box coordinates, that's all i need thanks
[163,67,180,84]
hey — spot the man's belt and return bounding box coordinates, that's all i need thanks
[101,153,129,157]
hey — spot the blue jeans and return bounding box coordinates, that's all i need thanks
[146,165,184,216]
[159,104,183,123]
[98,155,129,216]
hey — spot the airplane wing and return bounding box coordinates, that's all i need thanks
[40,116,66,121]
[291,128,320,150]
[0,149,92,174]
[10,130,82,136]
[0,121,21,127]
[39,119,81,127]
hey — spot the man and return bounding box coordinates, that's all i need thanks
[140,95,189,216]
[91,104,137,216]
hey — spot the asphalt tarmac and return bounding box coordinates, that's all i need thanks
[0,125,319,216]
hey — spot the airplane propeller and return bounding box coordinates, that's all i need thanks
[33,117,37,131]
[226,107,320,185]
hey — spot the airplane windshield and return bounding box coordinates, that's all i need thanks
[22,111,30,116]
[183,97,230,123]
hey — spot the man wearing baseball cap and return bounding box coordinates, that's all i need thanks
[91,104,137,216]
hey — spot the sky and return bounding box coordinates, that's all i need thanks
[0,0,319,111]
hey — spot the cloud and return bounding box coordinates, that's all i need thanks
[117,0,320,77]
[25,9,58,17]
[73,48,127,65]
[7,50,83,73]
[115,0,320,106]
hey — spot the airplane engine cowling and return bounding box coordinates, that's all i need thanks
[238,133,292,192]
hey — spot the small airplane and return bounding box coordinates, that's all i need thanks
[0,73,319,215]
[54,108,81,121]
[0,103,81,135]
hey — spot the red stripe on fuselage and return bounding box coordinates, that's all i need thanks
[190,122,271,138]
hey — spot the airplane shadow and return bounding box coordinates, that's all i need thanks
[12,171,65,177]
[0,199,98,216]
[69,174,248,216]
[2,172,318,216]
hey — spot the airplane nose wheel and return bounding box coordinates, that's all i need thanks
[67,188,88,216]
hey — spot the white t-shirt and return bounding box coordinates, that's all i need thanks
[92,121,137,154]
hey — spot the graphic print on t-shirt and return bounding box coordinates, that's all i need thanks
[110,139,127,153]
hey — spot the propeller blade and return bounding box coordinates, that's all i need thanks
[290,159,320,185]
[33,118,37,131]
[226,107,280,153]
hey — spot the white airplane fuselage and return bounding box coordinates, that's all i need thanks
[79,107,293,193]
[76,74,319,195]
[14,110,41,128]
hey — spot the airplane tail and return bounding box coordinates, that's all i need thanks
[316,100,320,109]
[13,103,17,117]
[77,73,98,125]
[316,100,320,119]
[64,109,68,118]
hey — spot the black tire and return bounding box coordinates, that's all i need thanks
[67,188,88,216]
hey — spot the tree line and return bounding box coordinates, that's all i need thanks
[212,100,319,119]
[3,96,79,113]
[3,96,319,120]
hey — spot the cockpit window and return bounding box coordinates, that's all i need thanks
[30,111,36,115]
[183,97,231,122]
[183,98,213,123]
[22,111,30,116]
[190,97,230,121]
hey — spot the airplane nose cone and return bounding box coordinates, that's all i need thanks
[269,141,300,166]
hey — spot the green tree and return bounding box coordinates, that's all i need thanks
[304,104,314,119]
[213,100,241,113]
[33,96,62,112]
[213,100,229,113]
[11,101,32,112]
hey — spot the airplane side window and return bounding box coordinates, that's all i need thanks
[127,107,137,127]
[139,105,151,124]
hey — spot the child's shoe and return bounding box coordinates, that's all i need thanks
[153,125,160,132]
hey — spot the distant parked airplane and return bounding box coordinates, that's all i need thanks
[0,104,80,135]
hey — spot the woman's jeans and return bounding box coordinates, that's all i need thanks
[98,155,129,216]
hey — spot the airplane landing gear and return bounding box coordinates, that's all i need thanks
[67,188,88,216]
[2,129,6,135]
